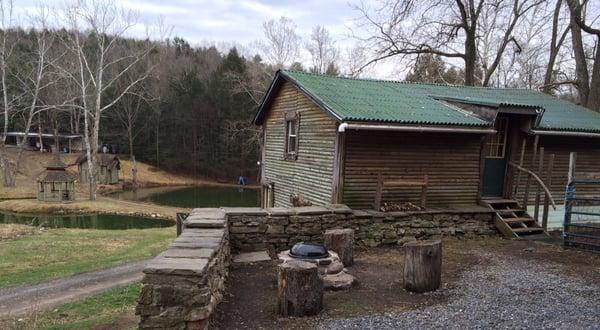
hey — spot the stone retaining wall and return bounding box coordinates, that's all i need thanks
[136,208,229,329]
[136,204,497,328]
[224,205,497,252]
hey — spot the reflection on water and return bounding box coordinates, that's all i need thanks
[110,186,260,208]
[0,212,173,229]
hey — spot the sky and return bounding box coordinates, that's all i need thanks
[13,0,376,73]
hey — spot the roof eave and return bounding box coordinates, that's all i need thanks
[253,70,343,126]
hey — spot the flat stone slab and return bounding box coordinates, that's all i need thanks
[220,207,268,216]
[233,251,271,264]
[185,219,225,229]
[160,248,215,259]
[170,241,220,249]
[173,236,222,244]
[143,257,208,276]
[181,228,225,237]
[188,209,225,219]
[322,271,357,290]
[294,206,332,215]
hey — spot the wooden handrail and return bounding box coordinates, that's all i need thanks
[509,162,557,210]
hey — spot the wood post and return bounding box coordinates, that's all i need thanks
[278,260,323,317]
[564,152,577,229]
[324,229,354,267]
[374,172,383,211]
[523,135,539,208]
[176,213,187,237]
[534,147,544,221]
[403,240,442,293]
[420,175,428,208]
[542,154,555,230]
[514,138,526,197]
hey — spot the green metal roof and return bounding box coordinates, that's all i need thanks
[256,70,600,132]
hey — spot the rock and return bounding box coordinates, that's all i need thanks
[326,261,344,274]
[523,247,535,253]
[322,271,357,290]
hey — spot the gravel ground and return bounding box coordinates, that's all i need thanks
[319,252,600,329]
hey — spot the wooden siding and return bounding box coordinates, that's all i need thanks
[342,131,483,208]
[262,81,338,207]
[513,135,600,204]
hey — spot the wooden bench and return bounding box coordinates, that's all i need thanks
[373,174,428,210]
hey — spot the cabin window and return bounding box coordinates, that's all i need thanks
[284,112,299,160]
[486,117,508,158]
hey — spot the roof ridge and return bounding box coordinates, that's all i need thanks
[281,69,539,92]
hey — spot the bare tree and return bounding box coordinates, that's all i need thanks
[566,0,600,110]
[60,0,153,200]
[542,0,571,93]
[355,0,545,86]
[0,5,63,187]
[0,0,16,186]
[259,17,300,68]
[305,25,339,74]
[113,74,148,188]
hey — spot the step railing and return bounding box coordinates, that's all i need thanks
[509,161,557,230]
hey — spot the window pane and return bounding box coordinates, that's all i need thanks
[289,120,296,135]
[288,136,297,153]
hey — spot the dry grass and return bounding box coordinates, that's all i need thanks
[0,197,188,220]
[0,149,249,200]
[0,224,37,241]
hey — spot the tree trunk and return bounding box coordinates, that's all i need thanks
[0,146,14,187]
[324,229,354,267]
[403,240,442,293]
[464,28,477,86]
[567,0,590,106]
[587,40,600,111]
[155,122,159,167]
[278,260,323,317]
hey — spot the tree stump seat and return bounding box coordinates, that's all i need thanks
[403,239,442,293]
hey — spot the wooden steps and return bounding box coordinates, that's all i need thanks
[480,198,547,238]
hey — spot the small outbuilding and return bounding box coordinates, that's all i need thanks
[37,154,77,202]
[76,154,120,185]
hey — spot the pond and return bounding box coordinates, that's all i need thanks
[110,186,260,208]
[0,212,173,230]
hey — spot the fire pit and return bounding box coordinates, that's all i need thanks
[278,242,357,290]
[289,242,329,259]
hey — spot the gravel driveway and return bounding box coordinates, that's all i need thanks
[319,251,600,329]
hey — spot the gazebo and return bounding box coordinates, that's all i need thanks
[37,154,77,202]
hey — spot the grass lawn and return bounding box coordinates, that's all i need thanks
[1,283,140,330]
[0,227,173,288]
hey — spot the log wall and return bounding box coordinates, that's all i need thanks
[342,131,484,208]
[262,81,337,207]
[513,135,600,204]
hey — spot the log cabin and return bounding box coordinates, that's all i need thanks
[254,70,600,234]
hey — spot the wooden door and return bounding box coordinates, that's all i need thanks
[482,117,509,197]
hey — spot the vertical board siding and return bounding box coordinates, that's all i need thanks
[342,131,483,208]
[262,81,337,207]
[513,136,600,204]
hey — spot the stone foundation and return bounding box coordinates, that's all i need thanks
[136,209,230,330]
[224,205,497,252]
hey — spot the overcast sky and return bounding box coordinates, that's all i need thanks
[14,0,367,65]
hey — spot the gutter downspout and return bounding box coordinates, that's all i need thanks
[529,129,600,138]
[338,122,496,134]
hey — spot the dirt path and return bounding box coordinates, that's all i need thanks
[0,259,148,317]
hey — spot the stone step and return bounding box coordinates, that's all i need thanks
[160,248,215,259]
[185,219,225,229]
[143,256,208,276]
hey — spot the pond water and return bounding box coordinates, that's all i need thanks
[110,186,260,208]
[0,212,173,230]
